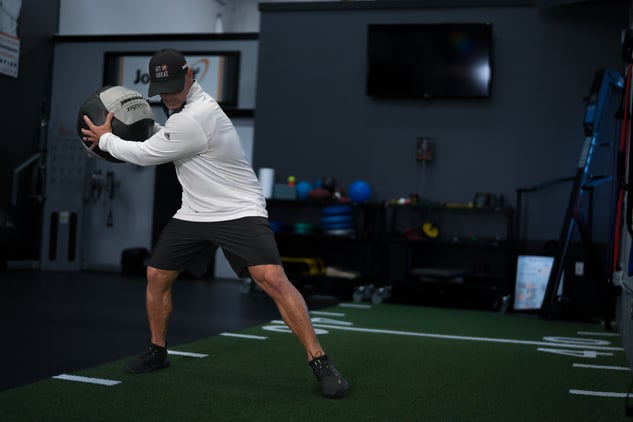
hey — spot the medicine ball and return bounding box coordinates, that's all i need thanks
[76,86,155,163]
[348,180,371,202]
[295,181,313,200]
[321,177,338,193]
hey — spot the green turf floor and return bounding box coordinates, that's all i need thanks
[1,304,630,421]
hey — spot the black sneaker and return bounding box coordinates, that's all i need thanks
[125,343,170,374]
[309,354,349,398]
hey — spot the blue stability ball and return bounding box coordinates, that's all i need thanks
[348,180,371,202]
[295,181,313,200]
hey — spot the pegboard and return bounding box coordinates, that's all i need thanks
[47,136,88,190]
[40,134,91,271]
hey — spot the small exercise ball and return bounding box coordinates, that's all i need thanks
[296,181,313,200]
[321,177,338,193]
[77,86,155,163]
[348,180,371,202]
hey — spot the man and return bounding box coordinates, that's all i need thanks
[81,48,348,399]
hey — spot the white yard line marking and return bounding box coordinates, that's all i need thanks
[570,389,633,398]
[220,332,268,340]
[167,350,208,358]
[306,323,624,351]
[577,331,619,337]
[340,303,372,309]
[573,363,631,371]
[272,318,354,327]
[310,311,346,317]
[52,374,121,386]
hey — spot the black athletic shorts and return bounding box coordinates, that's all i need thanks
[148,217,281,278]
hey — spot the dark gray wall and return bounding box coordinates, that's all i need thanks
[253,1,627,243]
[0,0,59,262]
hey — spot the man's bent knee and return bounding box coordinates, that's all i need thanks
[146,266,179,291]
[249,264,292,292]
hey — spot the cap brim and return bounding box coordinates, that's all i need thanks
[148,78,185,97]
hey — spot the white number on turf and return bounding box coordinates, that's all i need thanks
[543,336,611,346]
[537,347,613,358]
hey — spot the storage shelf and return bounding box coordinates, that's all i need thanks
[266,199,515,308]
[385,236,512,248]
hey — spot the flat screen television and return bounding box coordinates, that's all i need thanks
[366,23,493,99]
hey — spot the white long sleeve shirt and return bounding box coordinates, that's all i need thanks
[99,82,268,222]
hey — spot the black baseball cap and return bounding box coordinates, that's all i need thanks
[148,49,189,97]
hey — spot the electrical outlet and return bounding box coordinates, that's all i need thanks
[416,137,434,161]
[574,261,584,276]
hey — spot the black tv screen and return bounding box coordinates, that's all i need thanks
[366,23,493,99]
